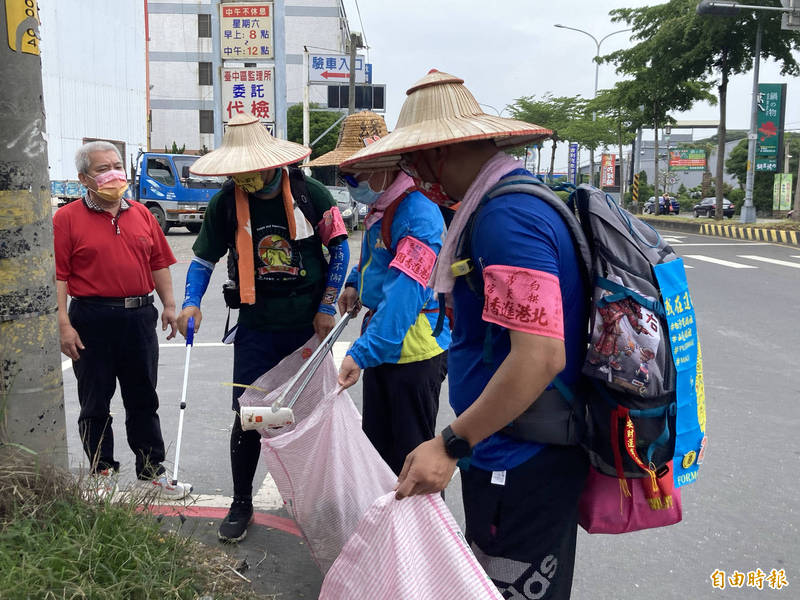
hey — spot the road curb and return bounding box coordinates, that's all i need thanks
[639,216,800,246]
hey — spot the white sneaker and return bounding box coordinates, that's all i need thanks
[140,473,193,501]
[85,468,118,500]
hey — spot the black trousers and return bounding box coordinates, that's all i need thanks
[361,351,448,475]
[461,445,589,600]
[69,300,166,479]
[229,324,315,502]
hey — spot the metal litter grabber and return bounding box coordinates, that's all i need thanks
[172,316,194,486]
[240,313,351,431]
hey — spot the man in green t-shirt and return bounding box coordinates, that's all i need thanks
[177,113,350,543]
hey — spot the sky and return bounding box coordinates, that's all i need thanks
[340,0,800,172]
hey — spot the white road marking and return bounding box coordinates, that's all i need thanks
[737,255,800,269]
[62,341,351,373]
[793,255,800,259]
[671,242,771,246]
[683,255,758,269]
[252,472,287,511]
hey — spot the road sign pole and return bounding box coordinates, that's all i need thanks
[742,19,762,224]
[302,48,310,152]
[347,33,357,114]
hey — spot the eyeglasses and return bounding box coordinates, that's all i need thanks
[342,174,359,188]
[398,156,419,180]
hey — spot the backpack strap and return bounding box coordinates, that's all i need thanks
[287,166,321,231]
[379,188,416,250]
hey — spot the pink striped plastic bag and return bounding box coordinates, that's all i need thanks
[238,338,397,574]
[320,492,503,600]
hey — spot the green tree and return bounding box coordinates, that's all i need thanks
[606,0,800,219]
[286,103,343,160]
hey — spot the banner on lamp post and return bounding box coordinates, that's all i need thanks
[568,143,578,185]
[600,153,615,187]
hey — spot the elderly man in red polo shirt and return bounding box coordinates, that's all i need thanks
[54,140,191,500]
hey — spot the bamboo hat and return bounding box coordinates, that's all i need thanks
[305,111,389,168]
[340,70,552,173]
[190,113,311,176]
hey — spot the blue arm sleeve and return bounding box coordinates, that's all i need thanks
[182,257,214,309]
[318,240,350,315]
[347,262,431,368]
[345,265,360,289]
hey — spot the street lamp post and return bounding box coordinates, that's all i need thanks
[553,24,631,187]
[697,0,800,222]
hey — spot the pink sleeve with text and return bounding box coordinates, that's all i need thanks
[389,236,437,287]
[318,206,347,246]
[482,265,564,339]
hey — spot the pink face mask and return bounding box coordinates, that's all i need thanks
[92,169,127,186]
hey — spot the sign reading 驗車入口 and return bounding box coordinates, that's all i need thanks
[755,83,787,173]
[669,147,706,171]
[219,2,273,59]
[221,67,275,130]
[308,54,371,84]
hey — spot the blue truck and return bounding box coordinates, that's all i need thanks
[131,151,224,234]
[53,152,224,234]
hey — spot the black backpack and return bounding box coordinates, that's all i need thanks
[453,174,687,480]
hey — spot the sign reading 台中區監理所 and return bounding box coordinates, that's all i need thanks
[220,2,273,59]
[221,67,275,130]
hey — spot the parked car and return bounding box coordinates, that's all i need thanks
[693,197,735,219]
[644,195,680,215]
[356,202,369,226]
[325,185,358,230]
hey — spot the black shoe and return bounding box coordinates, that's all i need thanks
[218,500,253,543]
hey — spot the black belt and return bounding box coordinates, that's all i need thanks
[75,295,154,308]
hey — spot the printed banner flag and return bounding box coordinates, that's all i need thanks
[600,154,615,187]
[653,258,705,488]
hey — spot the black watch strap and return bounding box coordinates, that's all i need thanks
[442,425,471,459]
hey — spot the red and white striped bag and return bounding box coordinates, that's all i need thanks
[239,338,396,574]
[320,492,503,599]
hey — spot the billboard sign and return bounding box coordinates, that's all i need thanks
[601,153,616,187]
[309,54,371,84]
[220,2,273,59]
[755,83,786,172]
[221,67,275,127]
[669,147,706,171]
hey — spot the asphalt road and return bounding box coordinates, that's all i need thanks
[60,226,799,599]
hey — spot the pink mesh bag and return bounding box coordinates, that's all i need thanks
[238,338,396,573]
[320,492,503,599]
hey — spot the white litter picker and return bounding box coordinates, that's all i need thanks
[240,313,351,431]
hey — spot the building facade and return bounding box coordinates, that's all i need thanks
[147,0,349,153]
[39,1,148,180]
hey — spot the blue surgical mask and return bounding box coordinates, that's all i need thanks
[259,169,283,196]
[348,179,381,205]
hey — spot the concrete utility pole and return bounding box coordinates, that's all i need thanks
[0,1,67,467]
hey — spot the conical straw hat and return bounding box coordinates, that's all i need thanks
[340,70,552,172]
[190,113,311,176]
[305,111,388,167]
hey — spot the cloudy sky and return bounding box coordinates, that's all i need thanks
[340,0,800,171]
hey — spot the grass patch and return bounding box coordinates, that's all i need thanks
[0,447,260,600]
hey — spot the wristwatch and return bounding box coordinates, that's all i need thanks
[442,425,472,459]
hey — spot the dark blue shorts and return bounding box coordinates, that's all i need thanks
[231,324,315,411]
[460,444,589,600]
